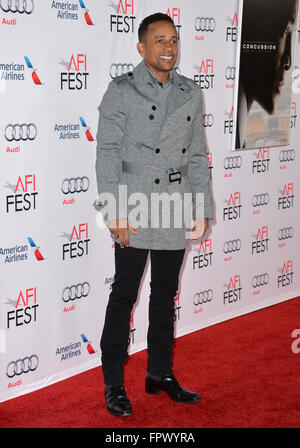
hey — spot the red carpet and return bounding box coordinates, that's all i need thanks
[1,297,300,428]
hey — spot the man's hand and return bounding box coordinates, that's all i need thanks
[107,218,138,248]
[189,217,209,240]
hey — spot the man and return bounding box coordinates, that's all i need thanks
[95,13,213,417]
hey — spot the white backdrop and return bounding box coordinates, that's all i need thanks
[0,0,299,403]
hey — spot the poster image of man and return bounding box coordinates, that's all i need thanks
[234,0,299,150]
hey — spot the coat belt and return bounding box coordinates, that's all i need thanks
[121,160,188,178]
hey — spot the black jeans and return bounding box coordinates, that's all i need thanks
[100,242,186,385]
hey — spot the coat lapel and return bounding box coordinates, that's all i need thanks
[165,80,193,120]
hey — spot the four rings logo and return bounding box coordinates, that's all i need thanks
[202,114,214,127]
[193,289,213,305]
[223,239,241,254]
[195,17,216,32]
[0,0,34,13]
[5,123,37,142]
[110,63,134,79]
[225,66,235,80]
[252,193,269,207]
[278,226,294,240]
[224,155,242,169]
[61,177,89,194]
[62,282,90,302]
[6,355,39,378]
[252,273,269,288]
[279,149,295,162]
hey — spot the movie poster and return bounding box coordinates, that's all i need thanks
[233,0,299,150]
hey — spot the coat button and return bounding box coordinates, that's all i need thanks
[155,178,160,184]
[182,148,186,153]
[149,114,154,120]
[187,116,191,121]
[128,72,133,77]
[152,105,157,110]
[155,148,160,153]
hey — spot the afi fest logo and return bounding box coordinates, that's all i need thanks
[61,223,90,260]
[224,106,234,134]
[24,56,42,85]
[6,287,38,330]
[193,59,214,89]
[277,260,293,288]
[60,54,88,90]
[4,174,38,213]
[226,12,238,42]
[109,0,135,33]
[252,147,270,173]
[251,226,269,254]
[223,192,241,221]
[192,239,213,270]
[223,275,241,305]
[278,183,294,210]
[166,7,181,39]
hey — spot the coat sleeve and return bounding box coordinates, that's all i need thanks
[187,88,213,220]
[94,80,128,221]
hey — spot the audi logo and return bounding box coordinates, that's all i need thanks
[61,177,89,194]
[0,0,34,13]
[110,63,135,79]
[193,289,213,305]
[223,155,242,170]
[279,149,295,162]
[252,273,269,288]
[5,123,37,142]
[195,17,216,32]
[202,114,214,127]
[223,239,241,254]
[62,282,90,302]
[252,193,269,207]
[278,226,294,240]
[6,355,39,378]
[225,66,235,80]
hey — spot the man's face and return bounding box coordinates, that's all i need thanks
[137,21,178,79]
[258,19,296,114]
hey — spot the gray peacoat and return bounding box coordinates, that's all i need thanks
[94,60,213,250]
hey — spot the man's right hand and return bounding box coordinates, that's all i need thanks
[107,218,139,248]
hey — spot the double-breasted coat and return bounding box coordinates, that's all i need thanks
[95,60,213,250]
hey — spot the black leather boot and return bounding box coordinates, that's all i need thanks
[145,373,201,403]
[104,385,132,417]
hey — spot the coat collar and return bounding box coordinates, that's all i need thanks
[133,60,193,118]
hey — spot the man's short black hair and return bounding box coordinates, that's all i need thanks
[138,13,176,42]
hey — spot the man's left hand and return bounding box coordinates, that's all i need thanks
[189,217,209,240]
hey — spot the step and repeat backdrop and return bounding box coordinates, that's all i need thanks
[0,0,299,402]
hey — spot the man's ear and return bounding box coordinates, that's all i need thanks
[137,41,145,57]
